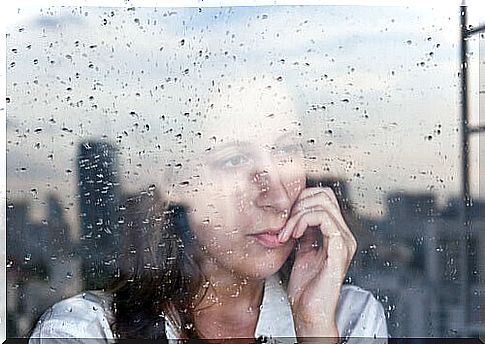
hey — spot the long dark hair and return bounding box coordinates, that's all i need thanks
[107,190,203,339]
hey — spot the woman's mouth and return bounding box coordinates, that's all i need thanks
[249,230,284,248]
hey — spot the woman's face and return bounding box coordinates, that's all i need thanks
[172,80,306,280]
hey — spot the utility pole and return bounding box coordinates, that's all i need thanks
[459,2,485,336]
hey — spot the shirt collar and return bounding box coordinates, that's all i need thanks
[254,274,296,339]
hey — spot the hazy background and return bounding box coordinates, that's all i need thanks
[6,5,482,232]
[4,2,485,339]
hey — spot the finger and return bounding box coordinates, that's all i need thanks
[292,210,355,262]
[279,205,326,242]
[320,228,352,279]
[301,188,356,252]
[293,210,335,240]
[290,191,340,216]
[296,187,340,208]
[286,195,351,246]
[280,205,348,245]
[281,186,356,256]
[291,211,353,279]
[318,188,355,242]
[290,192,343,230]
[320,187,340,205]
[318,188,357,247]
[291,187,349,236]
[281,208,356,263]
[283,207,338,242]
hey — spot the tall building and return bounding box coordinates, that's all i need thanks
[46,194,70,256]
[77,140,121,289]
[6,201,30,265]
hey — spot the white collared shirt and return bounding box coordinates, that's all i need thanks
[30,274,388,343]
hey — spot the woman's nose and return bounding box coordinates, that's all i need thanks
[253,168,292,214]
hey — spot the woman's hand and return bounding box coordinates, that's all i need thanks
[278,187,357,340]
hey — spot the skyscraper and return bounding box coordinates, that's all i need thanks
[46,194,70,256]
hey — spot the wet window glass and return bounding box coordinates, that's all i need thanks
[5,3,484,341]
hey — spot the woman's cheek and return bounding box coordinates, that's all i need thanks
[235,181,253,214]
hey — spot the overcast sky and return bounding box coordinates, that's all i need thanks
[5,3,484,231]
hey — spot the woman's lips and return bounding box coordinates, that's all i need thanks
[250,231,284,248]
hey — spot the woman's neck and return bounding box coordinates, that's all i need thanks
[192,259,266,338]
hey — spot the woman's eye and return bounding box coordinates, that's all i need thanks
[220,154,251,168]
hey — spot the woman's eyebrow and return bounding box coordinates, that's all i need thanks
[207,141,251,154]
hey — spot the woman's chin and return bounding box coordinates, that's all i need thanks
[238,254,289,280]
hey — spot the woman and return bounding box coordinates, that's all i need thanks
[29,76,388,343]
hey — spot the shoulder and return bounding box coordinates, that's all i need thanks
[336,284,388,340]
[29,291,114,342]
